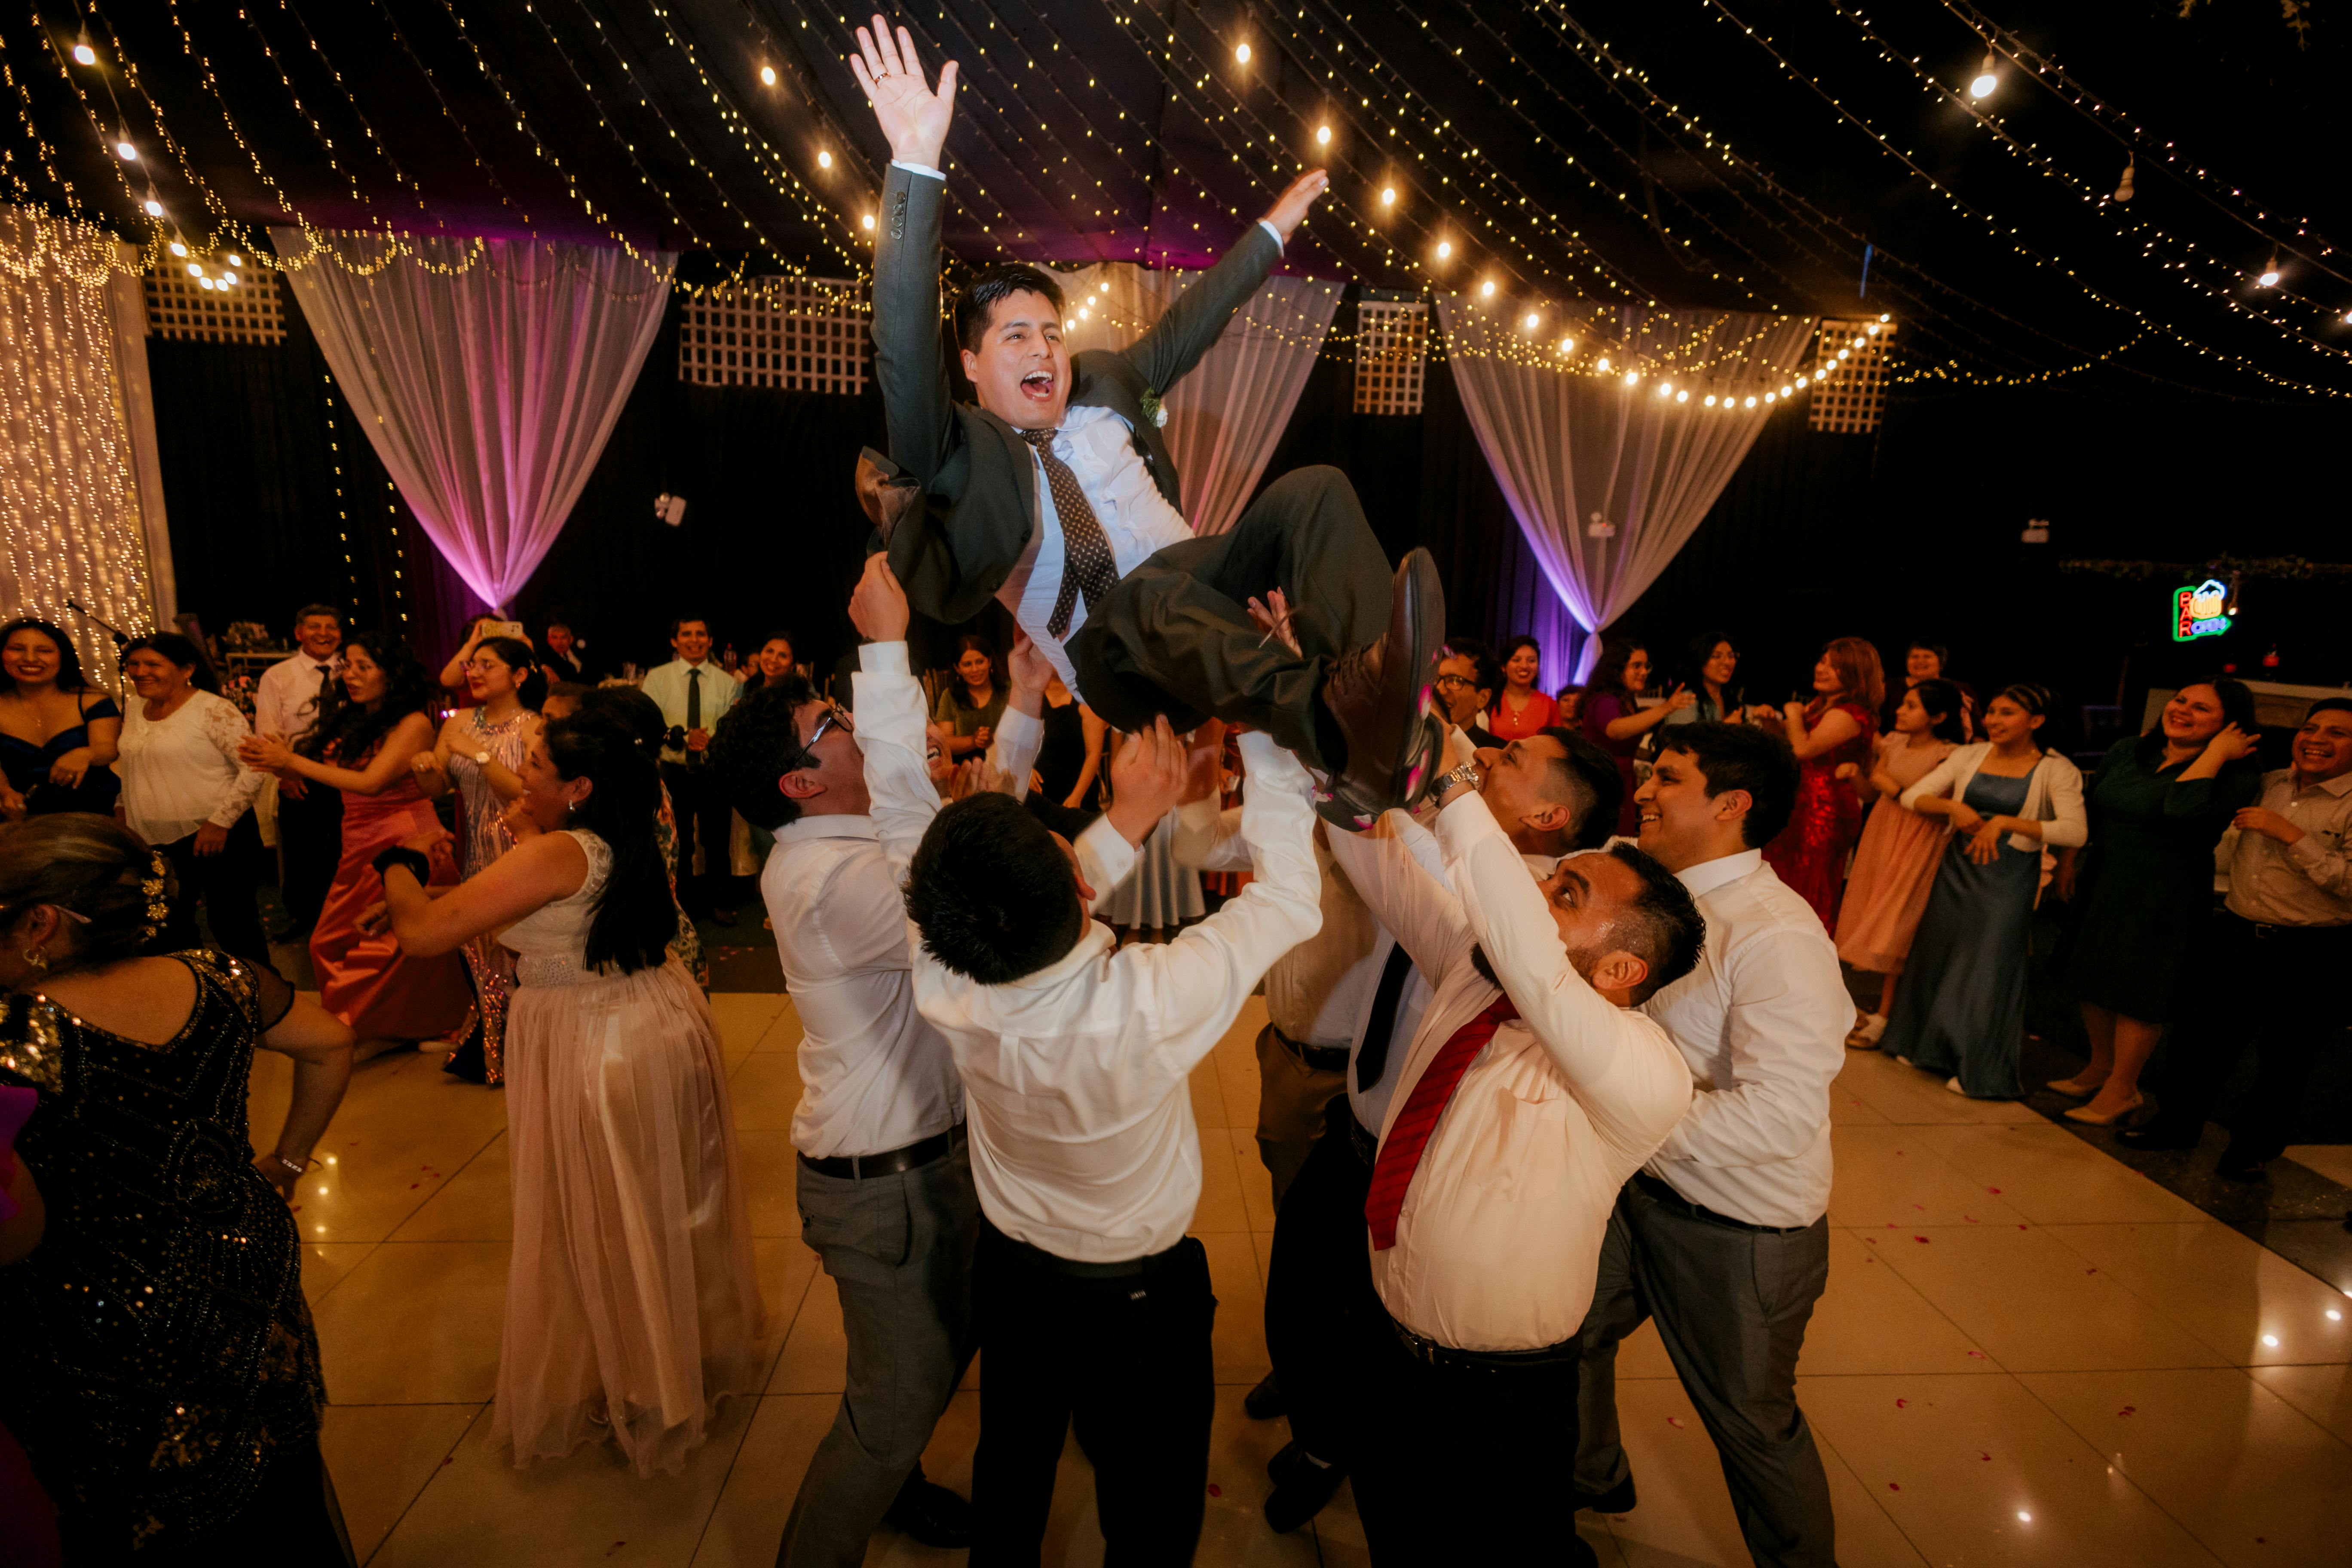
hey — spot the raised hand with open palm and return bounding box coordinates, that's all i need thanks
[849,14,958,169]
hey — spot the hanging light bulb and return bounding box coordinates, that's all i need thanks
[222,271,239,286]
[1968,51,1997,100]
[760,64,778,87]
[2257,252,2281,288]
[862,213,875,231]
[73,34,96,66]
[1556,336,1575,355]
[1479,279,1496,297]
[142,196,163,218]
[184,262,202,278]
[1704,394,1718,407]
[1436,240,1452,260]
[168,239,187,257]
[1316,125,1332,147]
[1676,390,1690,403]
[225,253,242,267]
[1380,187,1396,207]
[2113,156,2135,203]
[1522,312,1539,331]
[817,150,833,170]
[1655,381,1672,398]
[1234,40,1251,64]
[114,138,138,162]
[1623,369,1640,387]
[1595,355,1611,372]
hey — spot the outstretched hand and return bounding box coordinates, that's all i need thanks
[1105,717,1187,847]
[1260,168,1330,242]
[850,15,958,169]
[849,552,912,643]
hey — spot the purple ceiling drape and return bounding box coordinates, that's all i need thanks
[273,229,675,612]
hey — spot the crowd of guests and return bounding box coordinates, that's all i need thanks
[0,582,2345,1564]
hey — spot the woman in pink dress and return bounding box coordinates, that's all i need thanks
[1834,678,1964,1047]
[1762,637,1884,931]
[242,632,472,1057]
[1487,637,1557,741]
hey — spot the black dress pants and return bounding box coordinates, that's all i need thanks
[1262,1096,1378,1469]
[1350,1316,1597,1567]
[2150,912,2352,1164]
[1067,466,1393,775]
[159,814,278,974]
[275,778,343,934]
[659,762,737,912]
[969,1220,1216,1568]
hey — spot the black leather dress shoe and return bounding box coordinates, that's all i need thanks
[1315,549,1446,830]
[1244,1369,1285,1421]
[884,1476,973,1549]
[1263,1442,1348,1533]
[1574,1474,1638,1515]
[2116,1124,2201,1153]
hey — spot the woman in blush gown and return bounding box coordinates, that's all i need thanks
[1763,637,1883,931]
[378,707,760,1476]
[1834,679,1964,1048]
[241,631,472,1057]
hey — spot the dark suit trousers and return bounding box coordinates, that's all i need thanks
[1263,1096,1377,1468]
[1068,466,1391,775]
[275,778,343,932]
[969,1222,1215,1568]
[159,814,278,975]
[659,762,736,910]
[2150,911,2351,1164]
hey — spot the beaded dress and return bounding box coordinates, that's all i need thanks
[0,952,320,1555]
[446,706,534,1084]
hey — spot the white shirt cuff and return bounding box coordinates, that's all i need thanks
[891,159,946,181]
[858,640,911,676]
[1257,218,1283,251]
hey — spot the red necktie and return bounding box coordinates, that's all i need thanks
[1364,993,1519,1251]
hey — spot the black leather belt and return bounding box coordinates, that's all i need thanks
[1274,1026,1352,1075]
[2223,910,2350,942]
[1632,1171,1813,1235]
[1387,1315,1579,1372]
[1323,1094,1377,1167]
[797,1123,964,1181]
[980,1218,1195,1280]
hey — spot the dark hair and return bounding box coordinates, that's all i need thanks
[542,680,594,713]
[2179,675,2258,736]
[1902,677,1968,744]
[903,792,1086,983]
[668,615,710,640]
[1908,640,1950,668]
[1684,631,1741,695]
[0,814,166,972]
[122,631,221,695]
[1588,636,1649,704]
[1989,683,2058,754]
[1500,635,1542,671]
[576,684,667,750]
[946,634,1004,710]
[954,263,1066,354]
[1602,842,1707,1004]
[469,635,547,712]
[742,630,800,693]
[1447,637,1502,706]
[0,618,92,694]
[1655,721,1798,848]
[710,676,820,831]
[301,631,437,764]
[294,603,341,628]
[1536,726,1624,851]
[2306,698,2352,724]
[544,619,572,636]
[542,709,679,975]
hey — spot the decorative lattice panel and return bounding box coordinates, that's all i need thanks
[1354,299,1429,415]
[144,270,286,343]
[1807,318,1896,434]
[680,277,868,393]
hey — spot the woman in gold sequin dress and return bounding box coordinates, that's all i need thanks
[380,708,759,1477]
[410,635,542,1084]
[0,815,356,1558]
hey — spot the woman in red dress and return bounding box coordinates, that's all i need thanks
[1763,637,1884,931]
[1487,636,1556,742]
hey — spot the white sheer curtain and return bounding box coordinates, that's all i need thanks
[273,229,675,612]
[1057,262,1340,535]
[1436,296,1815,678]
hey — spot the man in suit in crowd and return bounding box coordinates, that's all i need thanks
[850,15,1445,827]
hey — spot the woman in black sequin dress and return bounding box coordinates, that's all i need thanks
[0,814,357,1560]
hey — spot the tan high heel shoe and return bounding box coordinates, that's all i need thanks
[2046,1073,2106,1097]
[2063,1092,2144,1127]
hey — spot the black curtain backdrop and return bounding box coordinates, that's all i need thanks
[149,285,2351,720]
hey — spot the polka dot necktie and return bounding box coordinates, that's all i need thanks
[1020,428,1120,640]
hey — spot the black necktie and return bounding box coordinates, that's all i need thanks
[686,667,703,766]
[1355,939,1418,1094]
[1020,428,1120,639]
[312,662,334,717]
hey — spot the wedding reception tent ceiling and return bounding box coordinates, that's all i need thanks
[0,0,2343,699]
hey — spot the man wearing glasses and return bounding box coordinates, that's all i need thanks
[1434,640,1503,754]
[709,645,1050,1568]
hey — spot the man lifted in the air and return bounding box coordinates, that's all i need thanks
[851,15,1444,824]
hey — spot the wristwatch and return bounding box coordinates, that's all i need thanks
[1434,761,1484,802]
[472,750,492,766]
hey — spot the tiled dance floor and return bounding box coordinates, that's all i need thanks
[249,995,2352,1566]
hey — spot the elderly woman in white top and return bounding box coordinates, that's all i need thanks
[116,633,275,973]
[1879,684,2087,1097]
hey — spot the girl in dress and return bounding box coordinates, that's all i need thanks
[410,636,543,1085]
[1835,678,1964,1048]
[1487,636,1556,742]
[1763,637,1884,931]
[240,632,471,1058]
[1882,686,2088,1097]
[1580,638,1695,836]
[0,618,120,820]
[375,708,760,1475]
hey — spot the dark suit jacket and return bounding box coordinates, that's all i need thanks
[871,162,1283,624]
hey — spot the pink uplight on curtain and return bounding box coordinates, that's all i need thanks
[272,229,675,611]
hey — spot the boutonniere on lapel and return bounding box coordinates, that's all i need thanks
[1139,387,1170,429]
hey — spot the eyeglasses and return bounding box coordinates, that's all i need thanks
[806,702,854,747]
[1432,674,1478,691]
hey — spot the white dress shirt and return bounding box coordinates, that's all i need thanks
[2225,768,2352,927]
[1640,849,1849,1229]
[859,640,1323,1262]
[762,813,965,1160]
[640,658,741,765]
[118,691,266,846]
[1326,799,1693,1352]
[253,651,339,743]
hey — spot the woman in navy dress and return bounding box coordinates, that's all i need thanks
[0,618,119,821]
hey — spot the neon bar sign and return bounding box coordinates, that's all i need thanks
[2173,579,2232,642]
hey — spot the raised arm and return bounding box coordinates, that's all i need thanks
[855,16,961,487]
[242,711,439,797]
[1323,810,1473,986]
[381,827,588,958]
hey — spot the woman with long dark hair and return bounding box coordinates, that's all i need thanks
[931,634,1006,760]
[1762,636,1885,930]
[1579,636,1694,836]
[737,630,804,692]
[240,631,471,1056]
[1487,636,1556,742]
[377,708,760,1476]
[1835,678,1965,1047]
[115,633,274,971]
[1662,631,1749,728]
[0,618,120,820]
